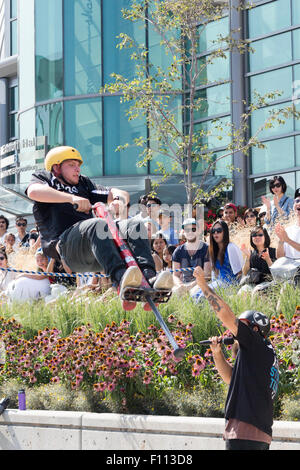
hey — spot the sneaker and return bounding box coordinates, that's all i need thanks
[153,271,173,291]
[119,265,143,298]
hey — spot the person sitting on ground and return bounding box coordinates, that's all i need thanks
[240,227,276,291]
[6,249,51,302]
[0,249,17,297]
[163,245,177,270]
[157,209,179,245]
[172,218,211,295]
[0,215,9,245]
[15,216,30,248]
[262,175,294,227]
[151,232,168,272]
[192,219,243,303]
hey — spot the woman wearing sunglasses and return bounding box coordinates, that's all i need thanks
[261,176,294,226]
[192,219,243,303]
[240,227,276,292]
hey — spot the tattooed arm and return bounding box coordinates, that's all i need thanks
[193,266,238,336]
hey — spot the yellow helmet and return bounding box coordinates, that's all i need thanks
[44,146,83,172]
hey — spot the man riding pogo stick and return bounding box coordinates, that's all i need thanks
[26,146,173,310]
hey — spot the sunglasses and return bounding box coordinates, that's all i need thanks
[16,222,26,227]
[271,182,282,189]
[251,232,264,238]
[211,227,223,234]
[146,203,159,207]
[184,227,197,233]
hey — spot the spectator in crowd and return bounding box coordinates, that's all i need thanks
[132,195,148,222]
[0,249,16,295]
[144,220,157,242]
[178,229,187,245]
[6,249,51,302]
[192,219,243,303]
[0,215,9,245]
[15,216,30,248]
[108,194,130,221]
[151,232,168,272]
[28,227,41,253]
[163,245,177,270]
[243,208,260,227]
[275,189,300,259]
[157,209,179,245]
[240,227,276,292]
[172,218,211,295]
[4,233,16,255]
[262,175,294,226]
[145,196,162,230]
[217,207,224,219]
[223,203,238,226]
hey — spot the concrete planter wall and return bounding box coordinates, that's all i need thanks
[0,410,299,450]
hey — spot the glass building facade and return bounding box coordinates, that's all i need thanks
[0,0,300,212]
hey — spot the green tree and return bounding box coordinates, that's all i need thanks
[102,0,299,210]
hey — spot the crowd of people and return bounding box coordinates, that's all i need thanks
[0,173,299,305]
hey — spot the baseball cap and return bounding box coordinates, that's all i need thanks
[182,218,198,228]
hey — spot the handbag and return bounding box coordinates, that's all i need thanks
[240,268,263,286]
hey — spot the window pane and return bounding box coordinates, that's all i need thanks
[248,0,290,38]
[292,0,300,25]
[9,86,18,112]
[36,103,63,149]
[251,137,294,175]
[35,0,63,101]
[293,29,300,61]
[198,16,229,53]
[10,0,17,18]
[189,83,231,121]
[295,135,300,166]
[249,67,292,103]
[102,0,145,84]
[251,102,294,139]
[103,96,147,176]
[10,19,17,55]
[9,114,18,139]
[194,116,231,150]
[191,150,232,177]
[197,52,230,86]
[64,0,101,96]
[65,99,103,178]
[249,33,292,73]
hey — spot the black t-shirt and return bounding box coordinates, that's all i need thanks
[250,247,276,279]
[225,320,279,436]
[25,170,110,259]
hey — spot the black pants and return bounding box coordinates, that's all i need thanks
[58,217,155,281]
[225,439,270,450]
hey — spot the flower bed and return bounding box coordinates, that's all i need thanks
[0,311,299,419]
